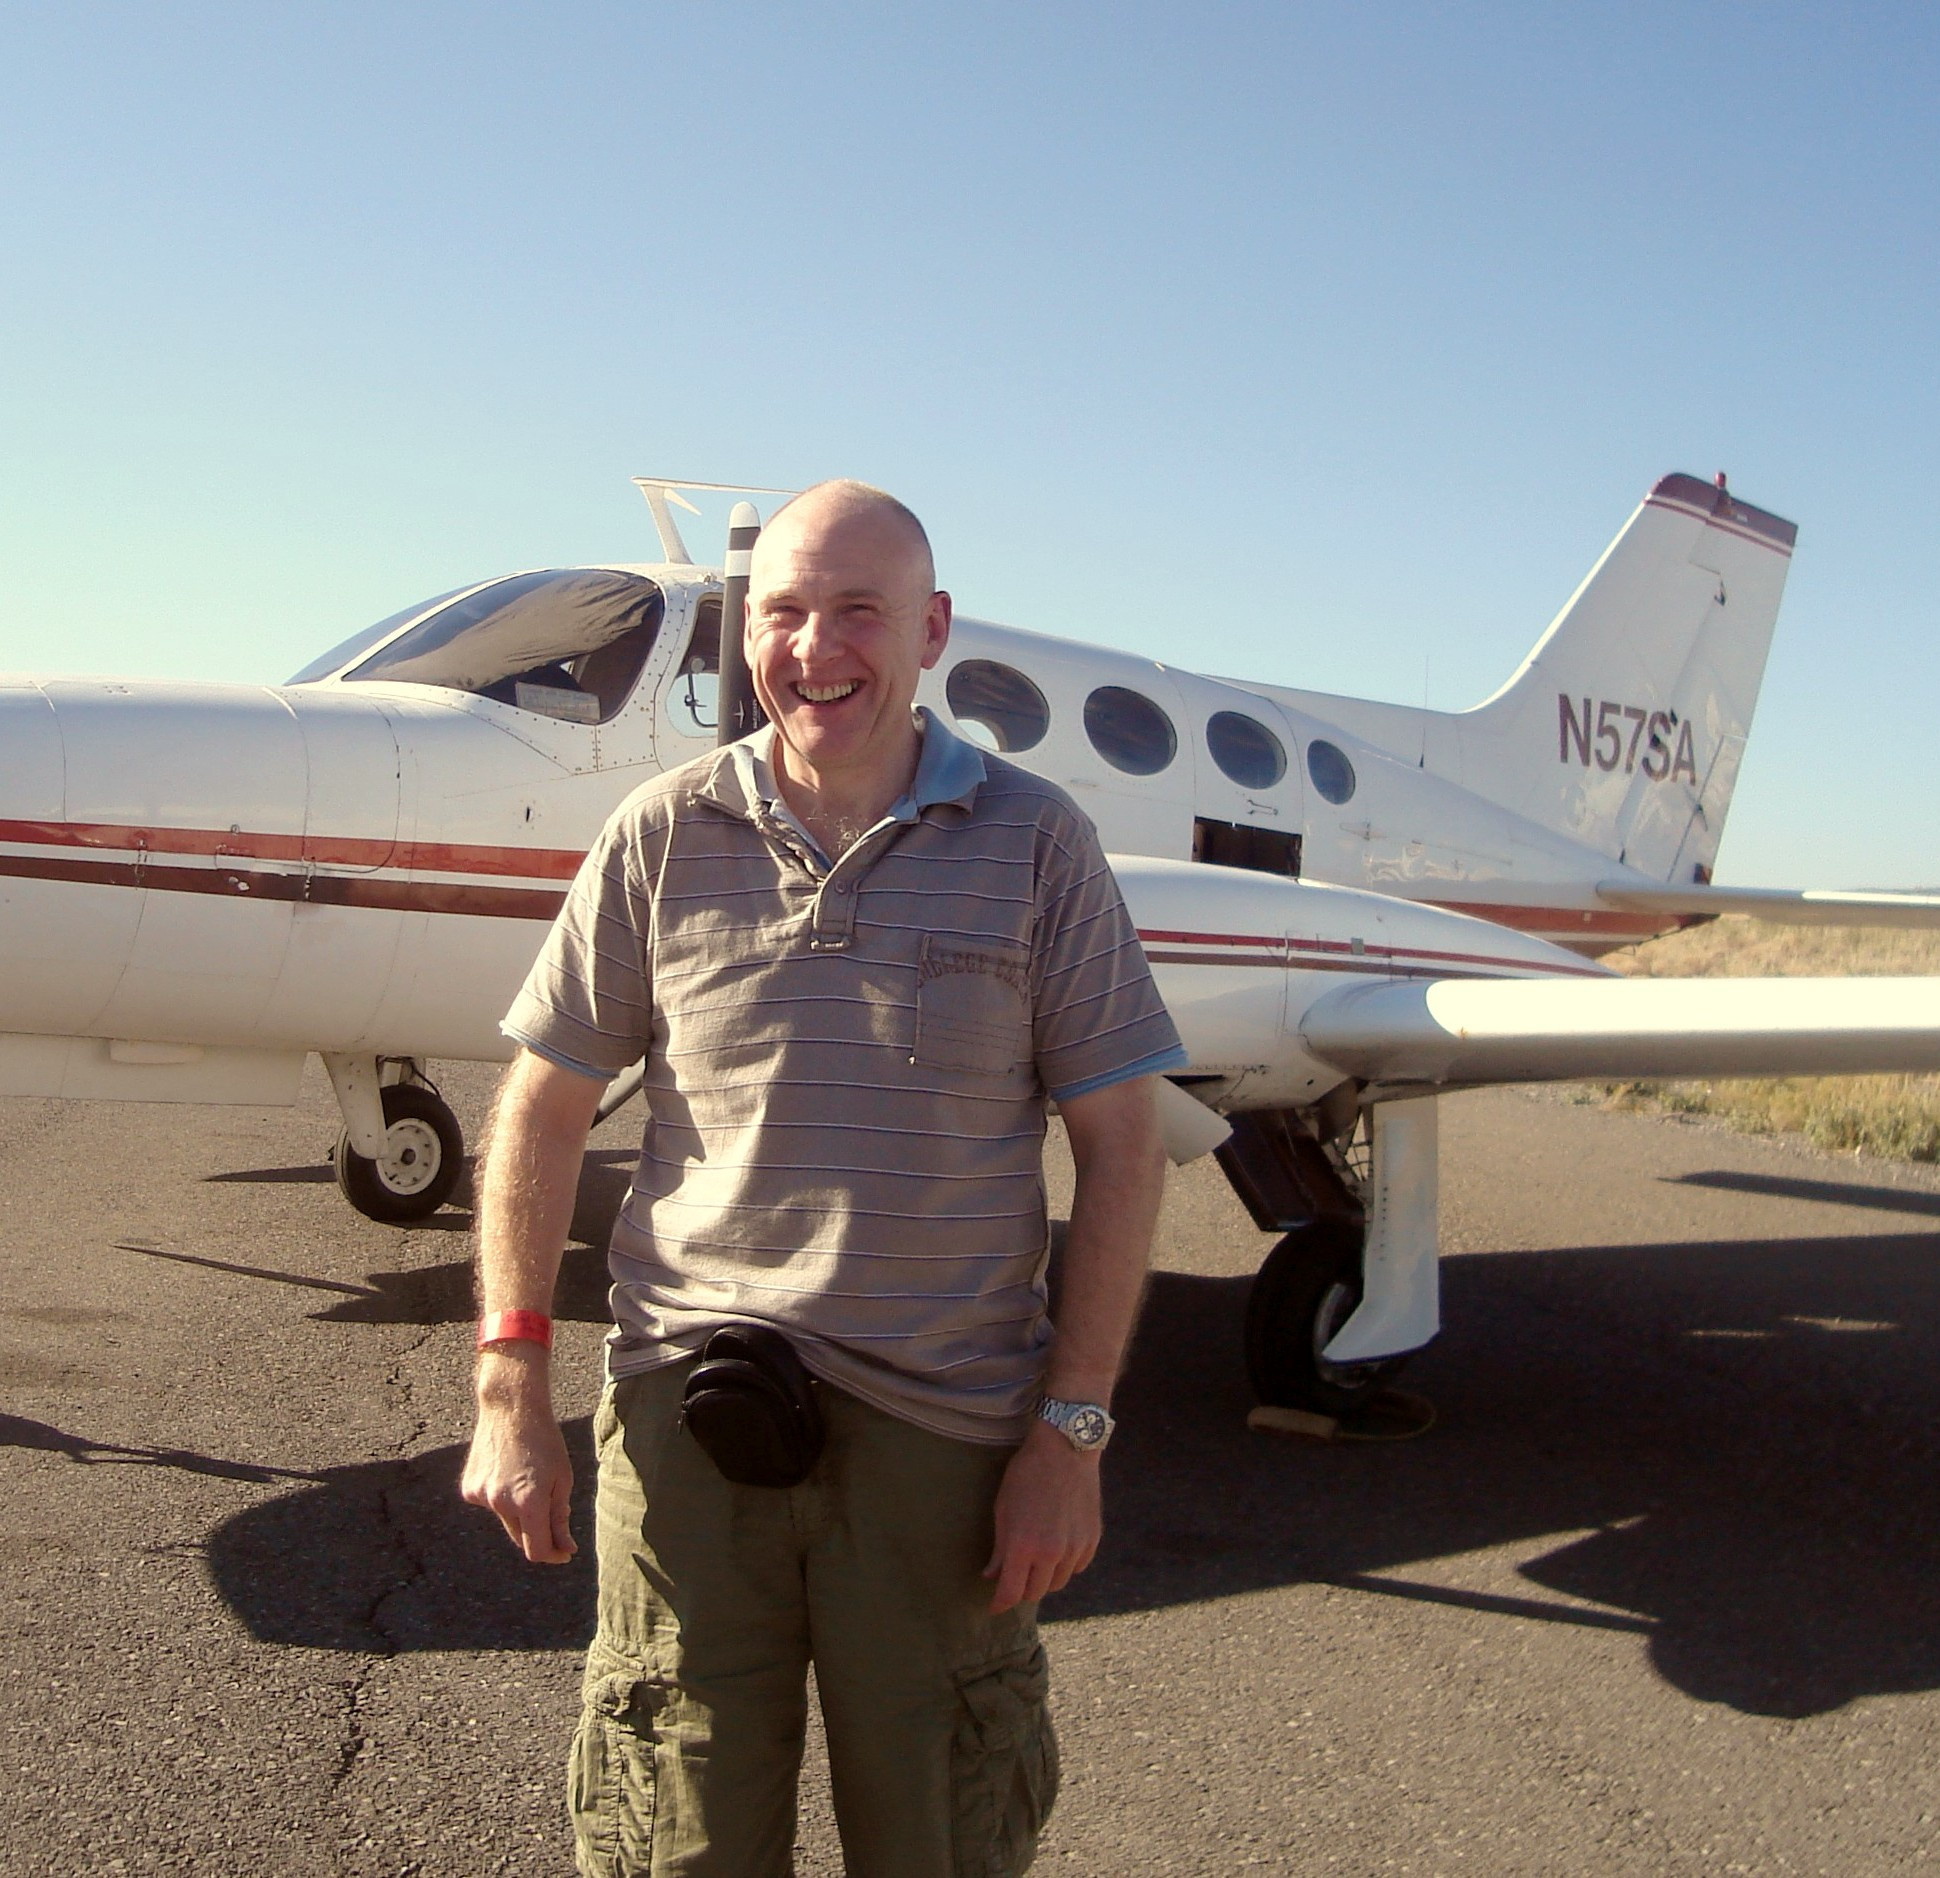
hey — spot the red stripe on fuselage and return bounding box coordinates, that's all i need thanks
[0,821,1669,956]
[0,851,568,920]
[0,818,587,880]
[1136,928,1606,979]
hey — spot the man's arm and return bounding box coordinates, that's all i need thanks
[459,1048,608,1565]
[985,1072,1167,1613]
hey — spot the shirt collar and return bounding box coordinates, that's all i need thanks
[727,705,987,833]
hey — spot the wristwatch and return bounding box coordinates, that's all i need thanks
[1036,1396,1116,1452]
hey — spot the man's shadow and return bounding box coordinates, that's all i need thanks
[154,1156,1940,1720]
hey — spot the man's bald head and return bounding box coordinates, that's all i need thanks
[757,480,936,598]
[742,479,953,817]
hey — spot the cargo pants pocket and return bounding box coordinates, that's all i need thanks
[951,1642,1060,1878]
[568,1650,666,1877]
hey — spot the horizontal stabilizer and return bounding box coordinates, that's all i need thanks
[1301,976,1940,1087]
[1598,882,1940,929]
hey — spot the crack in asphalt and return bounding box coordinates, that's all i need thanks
[330,1316,445,1792]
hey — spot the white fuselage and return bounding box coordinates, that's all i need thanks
[0,563,1617,1107]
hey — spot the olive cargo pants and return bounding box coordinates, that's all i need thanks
[570,1363,1059,1877]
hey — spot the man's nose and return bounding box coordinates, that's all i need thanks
[791,609,842,662]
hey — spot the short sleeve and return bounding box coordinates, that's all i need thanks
[501,810,654,1080]
[1028,807,1186,1101]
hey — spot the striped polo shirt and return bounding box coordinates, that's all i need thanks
[503,708,1185,1443]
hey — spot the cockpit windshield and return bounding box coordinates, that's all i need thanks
[336,569,664,724]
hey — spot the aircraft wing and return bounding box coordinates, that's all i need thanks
[1300,975,1940,1087]
[1597,882,1940,928]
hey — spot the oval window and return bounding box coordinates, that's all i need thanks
[1084,686,1178,776]
[946,659,1050,753]
[1307,739,1357,805]
[1206,711,1287,790]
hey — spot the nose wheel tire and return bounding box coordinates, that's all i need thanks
[335,1083,465,1224]
[1244,1218,1406,1415]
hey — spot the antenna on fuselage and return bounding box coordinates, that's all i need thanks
[718,502,766,745]
[631,475,797,566]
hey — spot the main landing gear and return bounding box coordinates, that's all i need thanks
[1243,1217,1403,1415]
[1217,1101,1431,1416]
[322,1053,465,1224]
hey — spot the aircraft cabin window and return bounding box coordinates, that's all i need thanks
[285,584,474,685]
[945,660,1050,753]
[1206,711,1287,790]
[1084,685,1177,776]
[1307,738,1357,805]
[341,570,665,724]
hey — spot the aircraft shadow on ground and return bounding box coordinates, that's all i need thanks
[1064,1225,1940,1721]
[132,1151,638,1327]
[195,1209,1940,1721]
[1670,1167,1940,1220]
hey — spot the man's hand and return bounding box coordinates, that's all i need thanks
[463,1050,606,1565]
[976,1074,1164,1614]
[461,1352,577,1564]
[983,1420,1102,1613]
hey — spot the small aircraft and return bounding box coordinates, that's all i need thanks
[5,471,1940,1412]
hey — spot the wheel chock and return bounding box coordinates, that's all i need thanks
[1247,1389,1437,1443]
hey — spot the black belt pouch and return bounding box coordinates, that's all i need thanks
[680,1325,826,1489]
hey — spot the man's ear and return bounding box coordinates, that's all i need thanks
[920,590,953,671]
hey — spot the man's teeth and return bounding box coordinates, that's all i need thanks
[796,681,859,703]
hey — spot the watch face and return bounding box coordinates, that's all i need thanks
[1067,1406,1109,1448]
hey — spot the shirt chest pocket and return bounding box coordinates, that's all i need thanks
[915,936,1030,1077]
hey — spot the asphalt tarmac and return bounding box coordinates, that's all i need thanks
[5,1065,1940,1875]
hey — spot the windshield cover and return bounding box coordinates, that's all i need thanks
[285,585,474,685]
[342,570,665,723]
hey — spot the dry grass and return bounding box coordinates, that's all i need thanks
[1579,919,1940,1162]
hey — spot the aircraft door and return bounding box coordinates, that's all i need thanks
[1184,678,1308,878]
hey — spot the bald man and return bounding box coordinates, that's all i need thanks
[462,482,1182,1876]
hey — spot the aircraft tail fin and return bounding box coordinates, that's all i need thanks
[1453,474,1798,883]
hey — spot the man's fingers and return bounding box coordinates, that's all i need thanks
[986,1542,1037,1614]
[987,1539,1084,1613]
[549,1464,578,1561]
[462,1410,574,1562]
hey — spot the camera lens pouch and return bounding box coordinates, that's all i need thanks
[680,1324,826,1488]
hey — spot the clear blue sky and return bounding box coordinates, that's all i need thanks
[2,4,1935,886]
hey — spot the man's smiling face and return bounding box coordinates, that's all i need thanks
[745,488,951,804]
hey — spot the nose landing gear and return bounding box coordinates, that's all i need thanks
[323,1054,465,1224]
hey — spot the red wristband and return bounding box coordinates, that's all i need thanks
[477,1310,553,1351]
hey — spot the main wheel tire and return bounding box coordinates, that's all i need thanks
[335,1082,465,1224]
[1244,1218,1406,1414]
